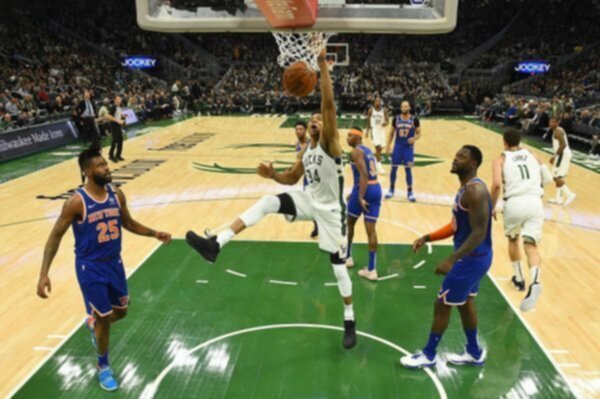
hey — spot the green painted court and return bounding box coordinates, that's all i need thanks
[13,241,575,398]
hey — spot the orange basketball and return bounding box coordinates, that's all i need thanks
[282,61,317,97]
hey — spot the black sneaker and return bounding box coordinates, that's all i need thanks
[186,231,220,263]
[117,157,125,161]
[310,223,318,238]
[343,319,357,349]
[511,275,525,292]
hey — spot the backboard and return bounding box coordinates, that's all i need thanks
[136,0,458,34]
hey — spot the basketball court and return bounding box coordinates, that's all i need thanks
[1,116,599,398]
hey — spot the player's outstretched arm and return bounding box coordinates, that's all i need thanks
[258,158,304,185]
[317,51,342,158]
[37,196,81,298]
[116,189,172,243]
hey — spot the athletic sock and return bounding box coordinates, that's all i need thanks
[556,186,565,200]
[390,166,398,191]
[464,329,482,358]
[98,352,109,369]
[512,261,524,282]
[422,332,442,360]
[344,304,355,321]
[563,185,575,197]
[405,167,413,188]
[216,228,235,248]
[368,251,376,271]
[530,266,540,284]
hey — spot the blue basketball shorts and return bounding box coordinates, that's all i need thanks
[75,257,129,317]
[392,146,414,166]
[347,183,383,221]
[437,252,493,306]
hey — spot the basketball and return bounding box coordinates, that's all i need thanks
[282,61,317,97]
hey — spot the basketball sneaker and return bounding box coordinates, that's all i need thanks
[563,192,576,206]
[520,282,542,312]
[511,276,525,292]
[343,319,357,349]
[407,192,416,202]
[98,366,119,391]
[310,223,319,238]
[447,347,487,366]
[85,315,97,349]
[346,257,355,268]
[186,231,220,263]
[548,197,563,205]
[385,190,395,199]
[400,351,437,369]
[358,267,378,281]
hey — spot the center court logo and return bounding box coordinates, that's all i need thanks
[192,143,443,174]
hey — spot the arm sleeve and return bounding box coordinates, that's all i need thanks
[428,221,455,241]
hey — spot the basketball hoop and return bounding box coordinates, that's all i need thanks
[272,32,336,71]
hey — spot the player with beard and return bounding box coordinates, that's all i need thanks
[186,50,357,349]
[36,145,171,392]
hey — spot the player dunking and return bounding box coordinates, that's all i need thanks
[366,98,388,175]
[36,146,171,391]
[295,120,319,238]
[547,117,576,206]
[386,101,421,202]
[401,145,492,369]
[345,127,383,281]
[491,129,552,311]
[186,50,357,348]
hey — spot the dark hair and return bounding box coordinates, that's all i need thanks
[78,145,102,183]
[503,128,521,147]
[295,120,307,129]
[462,145,483,167]
[351,126,363,132]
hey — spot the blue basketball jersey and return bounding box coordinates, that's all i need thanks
[452,178,492,256]
[351,145,378,187]
[393,115,419,147]
[72,185,122,260]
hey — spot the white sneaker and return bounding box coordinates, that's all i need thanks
[377,163,386,175]
[358,267,378,281]
[346,257,355,268]
[447,347,487,366]
[548,198,563,205]
[520,282,542,312]
[563,193,576,206]
[400,351,437,369]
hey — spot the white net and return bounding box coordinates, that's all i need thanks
[272,32,336,71]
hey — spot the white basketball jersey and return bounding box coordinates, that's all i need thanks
[370,107,385,131]
[302,143,344,206]
[552,127,571,154]
[503,149,543,199]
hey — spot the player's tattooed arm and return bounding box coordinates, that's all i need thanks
[116,189,171,243]
[447,183,489,264]
[351,147,369,211]
[258,159,304,185]
[38,195,81,298]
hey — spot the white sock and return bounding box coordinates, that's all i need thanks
[512,261,524,282]
[344,304,355,321]
[557,186,565,200]
[530,266,540,284]
[563,185,575,197]
[216,228,235,248]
